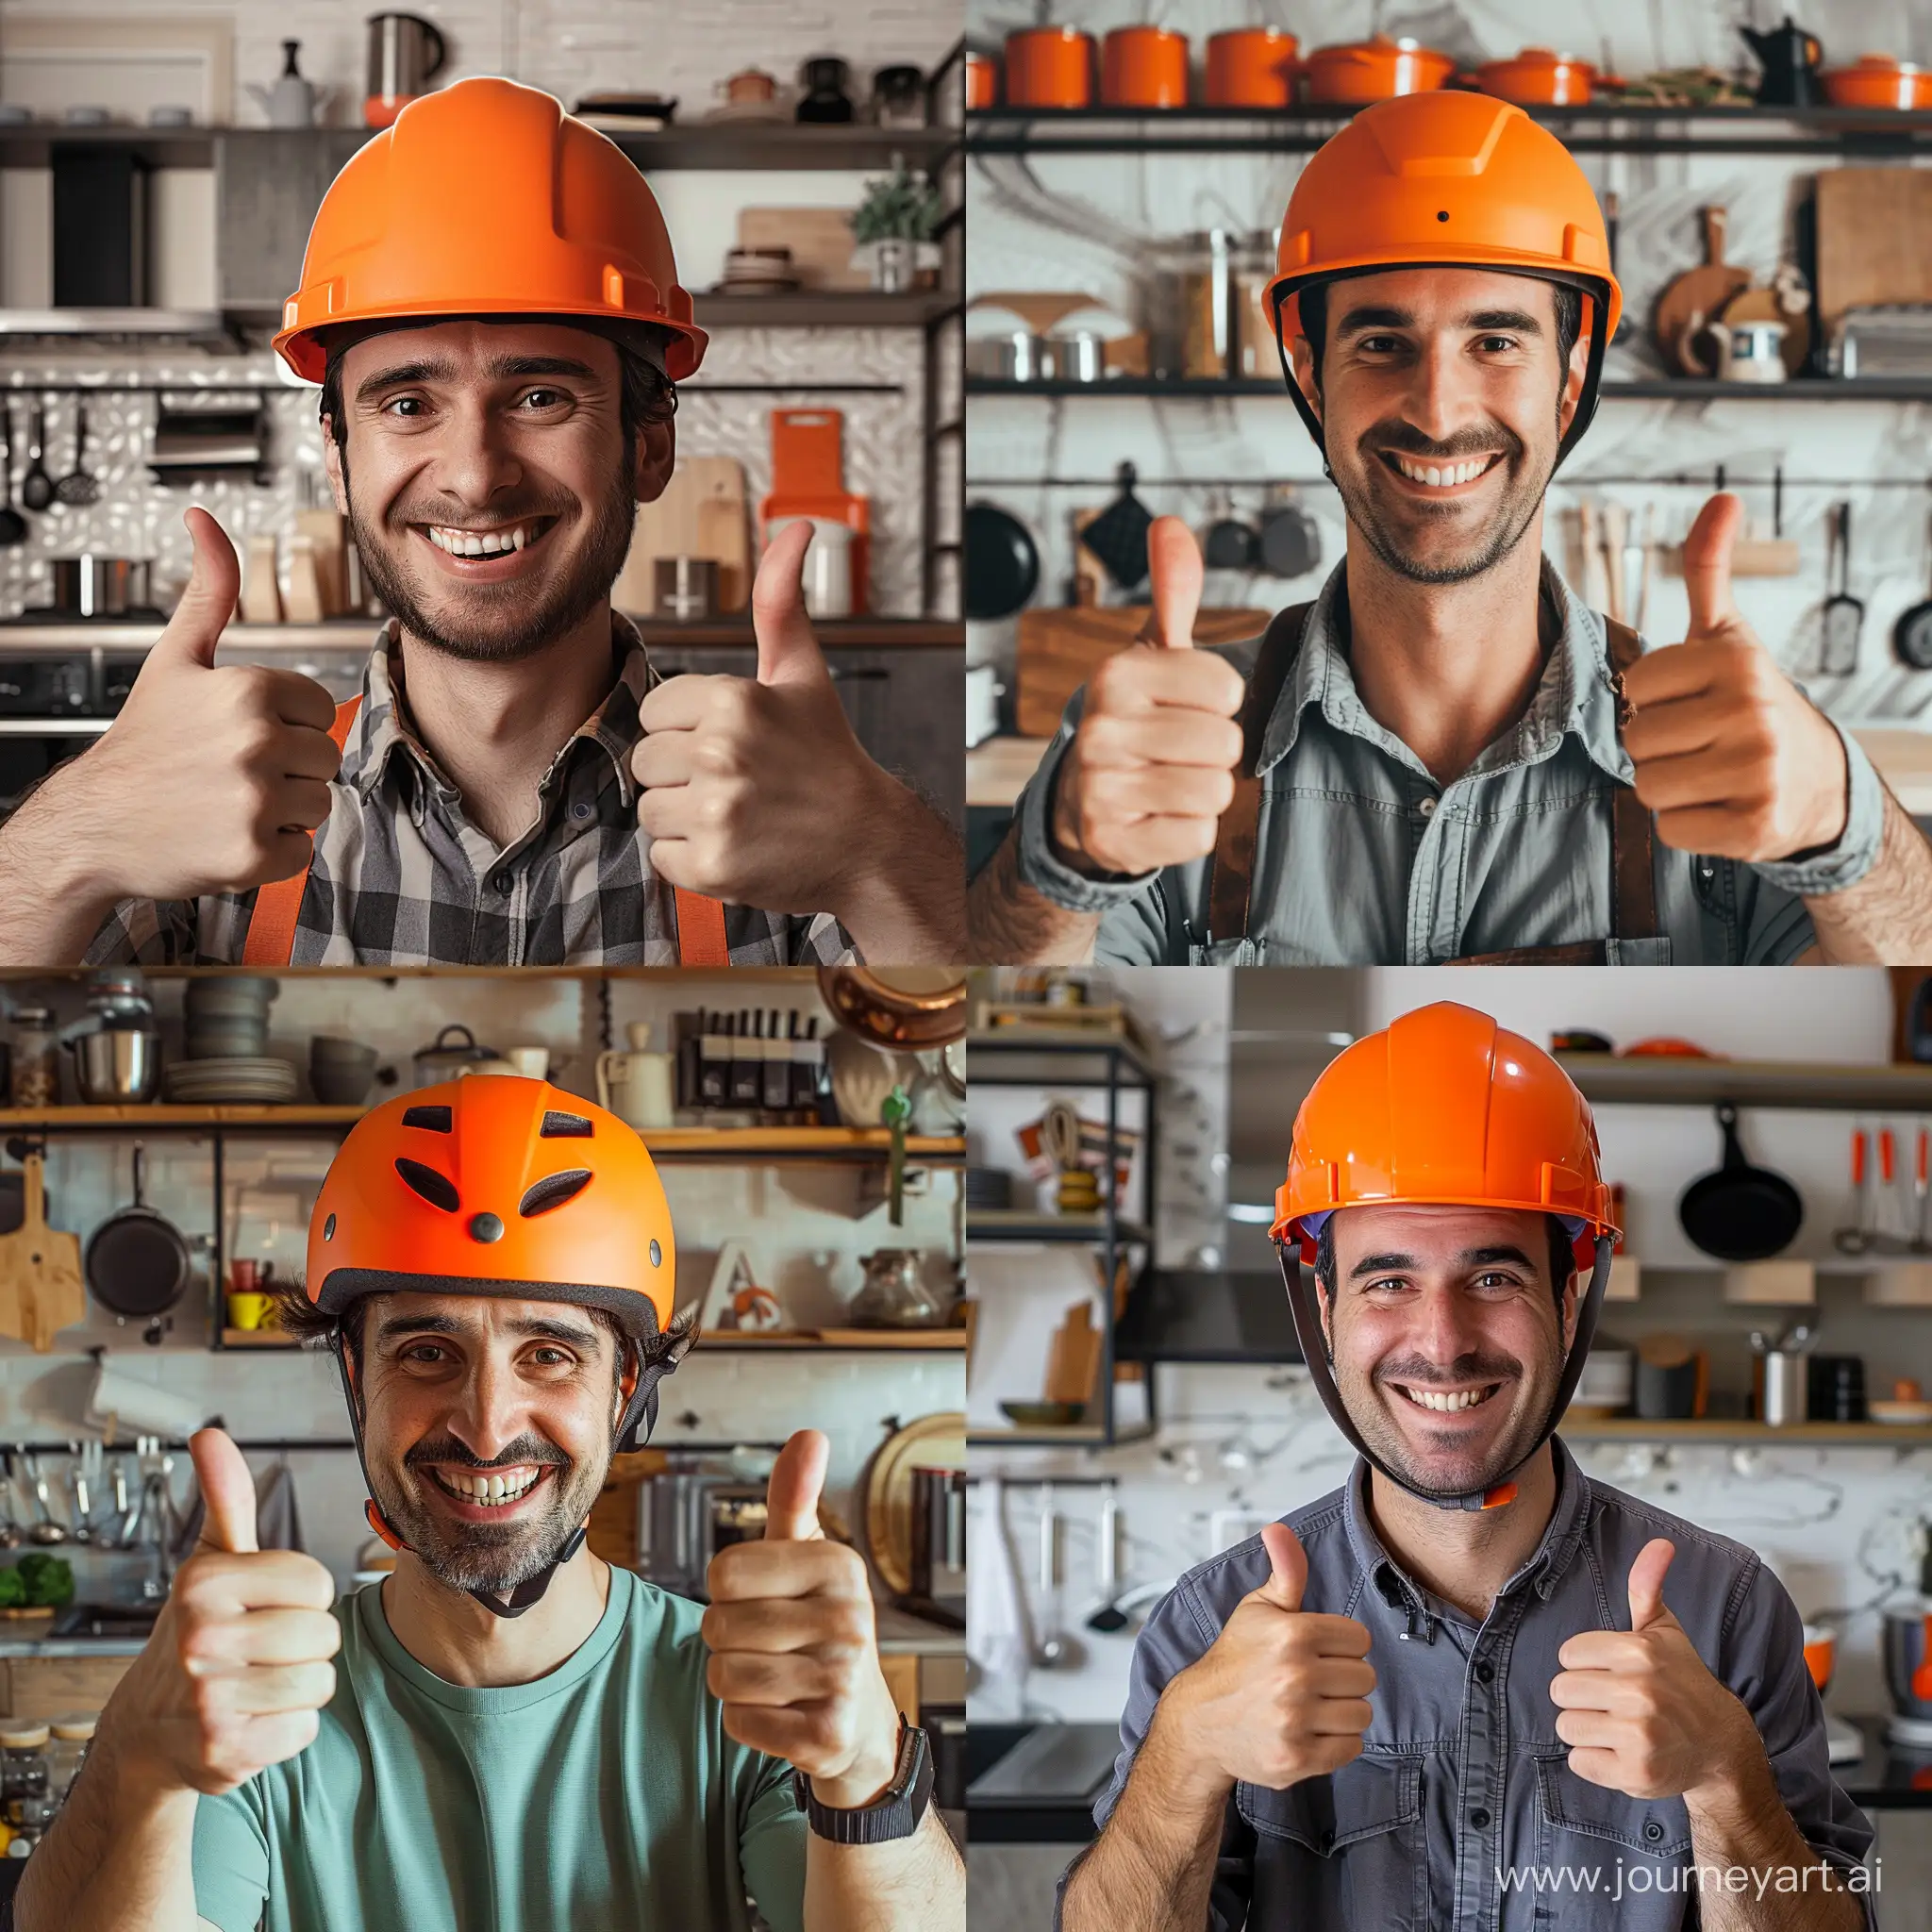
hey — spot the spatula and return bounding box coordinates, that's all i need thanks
[1821,502,1862,675]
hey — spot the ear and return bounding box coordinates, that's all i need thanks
[1289,335,1323,425]
[1558,1263,1583,1351]
[1557,328,1591,441]
[632,415,675,506]
[321,424,349,515]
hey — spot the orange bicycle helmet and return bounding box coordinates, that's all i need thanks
[1263,92,1621,468]
[1270,1003,1619,1512]
[307,1074,681,1614]
[273,76,708,385]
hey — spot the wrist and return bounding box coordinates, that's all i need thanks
[1683,1703,1774,1821]
[824,767,961,955]
[1145,1677,1235,1812]
[10,754,125,906]
[807,1724,905,1812]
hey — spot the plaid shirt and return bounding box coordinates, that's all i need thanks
[83,617,858,967]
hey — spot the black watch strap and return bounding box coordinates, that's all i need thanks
[794,1720,934,1844]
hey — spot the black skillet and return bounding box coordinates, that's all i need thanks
[85,1143,192,1332]
[964,503,1040,621]
[1677,1104,1804,1262]
[1894,506,1932,671]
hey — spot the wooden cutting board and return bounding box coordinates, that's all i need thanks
[1016,605,1272,738]
[1815,168,1932,326]
[0,1156,84,1355]
[615,456,749,616]
[1652,207,1751,376]
[736,208,866,290]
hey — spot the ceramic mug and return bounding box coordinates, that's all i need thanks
[507,1046,550,1079]
[226,1291,273,1330]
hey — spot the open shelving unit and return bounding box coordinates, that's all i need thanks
[1553,1055,1932,1113]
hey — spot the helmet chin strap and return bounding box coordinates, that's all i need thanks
[334,1332,669,1622]
[1276,1232,1614,1512]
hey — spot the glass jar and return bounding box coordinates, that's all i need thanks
[7,1008,58,1108]
[48,1713,95,1807]
[0,1721,50,1825]
[850,1248,949,1329]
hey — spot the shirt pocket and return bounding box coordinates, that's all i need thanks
[1527,1749,1693,1928]
[1239,1753,1425,1931]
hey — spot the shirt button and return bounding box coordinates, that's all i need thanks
[572,800,592,821]
[1474,1660,1494,1684]
[491,870,513,894]
[1418,796,1438,818]
[1644,1820,1665,1842]
[1469,1807,1491,1830]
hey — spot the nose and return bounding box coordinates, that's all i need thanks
[1398,331,1485,453]
[1402,1281,1490,1377]
[422,393,524,510]
[442,1350,534,1464]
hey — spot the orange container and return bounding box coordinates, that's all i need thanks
[1303,35,1456,103]
[1003,27,1095,108]
[965,53,997,110]
[1469,47,1597,106]
[1205,28,1299,108]
[1101,26,1190,108]
[1822,53,1932,109]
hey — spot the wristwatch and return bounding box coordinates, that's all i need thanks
[794,1719,934,1844]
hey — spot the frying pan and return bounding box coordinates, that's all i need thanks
[1894,506,1932,670]
[1821,502,1863,675]
[1678,1104,1804,1262]
[964,503,1039,621]
[85,1144,192,1327]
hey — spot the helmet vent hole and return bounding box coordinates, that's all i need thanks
[520,1169,592,1218]
[394,1158,460,1212]
[540,1110,593,1139]
[401,1106,453,1132]
[1436,209,1449,223]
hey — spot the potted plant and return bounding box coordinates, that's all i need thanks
[848,166,942,293]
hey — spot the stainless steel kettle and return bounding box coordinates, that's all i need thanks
[365,12,447,127]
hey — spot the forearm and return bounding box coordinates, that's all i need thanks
[16,1730,202,1932]
[1684,1750,1865,1932]
[966,826,1101,965]
[1804,783,1932,964]
[832,775,968,964]
[802,1807,963,1932]
[0,762,119,965]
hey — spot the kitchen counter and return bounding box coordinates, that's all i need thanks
[1839,1715,1932,1810]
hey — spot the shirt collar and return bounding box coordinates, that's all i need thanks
[1255,557,1630,787]
[341,611,658,809]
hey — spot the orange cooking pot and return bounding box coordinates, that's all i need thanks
[1003,26,1095,109]
[1205,28,1299,108]
[1469,46,1598,106]
[1304,35,1456,103]
[965,52,997,110]
[1102,26,1190,108]
[1822,53,1932,109]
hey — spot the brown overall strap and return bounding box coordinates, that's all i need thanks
[1204,604,1315,944]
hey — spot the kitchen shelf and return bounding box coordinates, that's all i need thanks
[0,308,228,339]
[1554,1055,1932,1113]
[694,292,960,328]
[967,1421,1154,1447]
[968,1211,1150,1245]
[966,1029,1155,1088]
[219,1328,300,1349]
[965,376,1932,403]
[1560,1419,1932,1446]
[698,1328,968,1350]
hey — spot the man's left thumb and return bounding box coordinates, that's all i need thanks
[754,519,833,688]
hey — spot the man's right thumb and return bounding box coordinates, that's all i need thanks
[1257,1521,1307,1612]
[148,508,240,673]
[190,1426,258,1556]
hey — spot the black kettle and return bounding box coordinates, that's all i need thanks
[1739,15,1824,106]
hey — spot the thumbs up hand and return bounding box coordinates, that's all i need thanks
[702,1430,904,1809]
[1550,1540,1755,1801]
[1150,1523,1375,1802]
[1622,493,1850,864]
[91,1428,340,1798]
[61,508,343,904]
[1049,516,1248,879]
[635,519,896,920]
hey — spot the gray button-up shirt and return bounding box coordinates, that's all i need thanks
[1065,1437,1874,1930]
[1012,559,1885,965]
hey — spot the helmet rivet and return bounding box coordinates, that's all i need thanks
[469,1212,505,1243]
[323,1213,336,1241]
[649,1239,661,1267]
[1436,209,1450,223]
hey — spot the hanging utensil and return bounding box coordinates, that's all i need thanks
[1031,1485,1083,1669]
[18,404,54,512]
[1077,462,1155,591]
[67,1441,92,1544]
[1912,1128,1931,1256]
[1834,1128,1874,1255]
[0,408,26,548]
[1678,1103,1804,1261]
[84,1143,192,1340]
[1820,502,1862,675]
[54,401,99,507]
[23,1453,66,1544]
[1893,503,1932,671]
[1598,501,1628,625]
[1874,1126,1910,1254]
[963,502,1040,621]
[881,1083,910,1226]
[0,1454,22,1552]
[1085,1483,1129,1633]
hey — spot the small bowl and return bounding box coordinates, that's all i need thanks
[1000,1399,1086,1429]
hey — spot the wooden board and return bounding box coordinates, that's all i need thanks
[736,207,866,291]
[0,1654,136,1722]
[615,456,750,617]
[1652,207,1751,377]
[1815,168,1932,325]
[1016,604,1272,738]
[0,1156,84,1354]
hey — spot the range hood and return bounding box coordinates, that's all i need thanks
[1117,1265,1304,1363]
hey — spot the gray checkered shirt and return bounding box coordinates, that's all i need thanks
[83,617,858,967]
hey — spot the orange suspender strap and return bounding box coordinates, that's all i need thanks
[241,693,731,966]
[241,697,363,968]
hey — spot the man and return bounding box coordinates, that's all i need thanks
[1059,1003,1873,1931]
[19,1075,962,1932]
[970,91,1932,965]
[0,78,962,968]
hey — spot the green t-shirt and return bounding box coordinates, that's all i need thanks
[192,1565,807,1932]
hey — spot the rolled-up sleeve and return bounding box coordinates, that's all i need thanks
[1749,724,1886,902]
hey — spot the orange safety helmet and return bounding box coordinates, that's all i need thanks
[1263,92,1621,468]
[307,1074,681,1614]
[273,76,708,386]
[1270,1003,1618,1513]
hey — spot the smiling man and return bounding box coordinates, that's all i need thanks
[1058,1004,1873,1932]
[0,78,962,967]
[18,1075,961,1932]
[970,91,1932,966]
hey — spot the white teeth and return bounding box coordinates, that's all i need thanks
[1424,466,1441,486]
[433,1465,541,1505]
[427,522,536,557]
[1401,1385,1496,1412]
[1394,455,1493,488]
[511,525,526,551]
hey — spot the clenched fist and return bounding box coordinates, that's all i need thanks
[1623,494,1850,863]
[702,1429,904,1809]
[1154,1523,1375,1798]
[1049,517,1247,877]
[96,1428,341,1798]
[1549,1540,1755,1802]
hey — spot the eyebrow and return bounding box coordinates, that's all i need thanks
[374,1311,604,1350]
[1349,1244,1538,1280]
[1334,304,1545,340]
[353,353,603,406]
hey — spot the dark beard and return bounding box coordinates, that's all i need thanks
[374,1431,608,1598]
[1342,1345,1549,1502]
[346,461,639,665]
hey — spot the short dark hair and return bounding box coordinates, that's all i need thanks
[1313,1211,1578,1307]
[1292,276,1584,393]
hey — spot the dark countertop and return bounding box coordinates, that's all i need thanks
[1839,1715,1932,1810]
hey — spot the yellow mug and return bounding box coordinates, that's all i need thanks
[226,1291,273,1331]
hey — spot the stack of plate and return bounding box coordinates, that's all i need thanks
[182,975,278,1061]
[964,1166,1012,1212]
[162,1058,298,1105]
[716,246,799,296]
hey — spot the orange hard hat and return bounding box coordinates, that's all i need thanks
[1272,1001,1618,1269]
[307,1073,676,1339]
[273,76,708,386]
[1263,92,1621,464]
